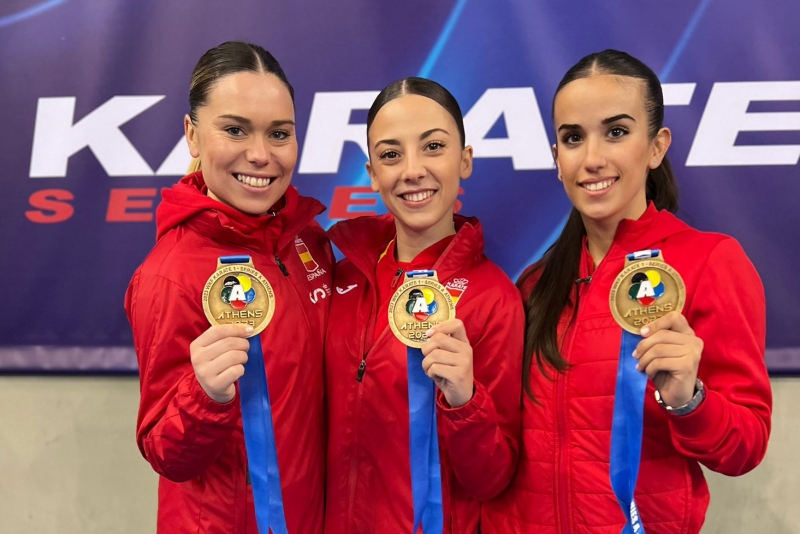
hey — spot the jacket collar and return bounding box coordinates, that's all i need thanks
[328,214,485,283]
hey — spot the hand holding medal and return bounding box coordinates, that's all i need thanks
[190,324,253,404]
[633,311,703,408]
[421,319,474,408]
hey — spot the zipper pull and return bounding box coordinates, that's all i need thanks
[356,359,367,382]
[391,268,404,289]
[275,255,289,277]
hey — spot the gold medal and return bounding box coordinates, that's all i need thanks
[388,271,456,348]
[609,250,686,335]
[202,258,276,338]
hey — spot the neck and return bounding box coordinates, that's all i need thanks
[395,215,455,263]
[582,200,648,266]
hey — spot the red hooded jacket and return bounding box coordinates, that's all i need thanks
[324,214,524,534]
[489,204,772,534]
[125,172,333,534]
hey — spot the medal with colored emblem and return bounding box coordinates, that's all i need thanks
[388,270,456,348]
[202,257,276,338]
[609,250,686,334]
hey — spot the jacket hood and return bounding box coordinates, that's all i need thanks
[156,171,325,252]
[610,202,693,255]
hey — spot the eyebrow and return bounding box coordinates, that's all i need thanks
[601,114,635,125]
[557,114,636,132]
[217,114,295,127]
[374,128,451,149]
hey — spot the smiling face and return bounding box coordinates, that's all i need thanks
[184,71,297,216]
[366,94,472,240]
[552,74,670,227]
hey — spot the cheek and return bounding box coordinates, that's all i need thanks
[274,142,299,169]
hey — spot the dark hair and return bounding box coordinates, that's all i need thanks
[520,49,679,399]
[188,41,294,123]
[366,77,466,148]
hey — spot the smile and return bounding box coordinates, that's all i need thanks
[580,178,618,192]
[236,174,273,188]
[400,190,436,202]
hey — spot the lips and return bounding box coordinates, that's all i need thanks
[235,173,274,188]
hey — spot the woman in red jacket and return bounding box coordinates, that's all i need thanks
[324,77,523,533]
[125,41,333,534]
[490,50,772,533]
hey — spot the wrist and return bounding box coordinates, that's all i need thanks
[445,384,475,408]
[655,379,705,416]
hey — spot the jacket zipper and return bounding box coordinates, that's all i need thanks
[557,254,601,533]
[347,280,380,529]
[556,328,575,534]
[275,255,289,276]
[355,268,401,383]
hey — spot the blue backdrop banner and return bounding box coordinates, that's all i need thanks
[0,0,797,372]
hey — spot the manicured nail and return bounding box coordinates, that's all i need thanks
[245,326,254,334]
[640,326,650,336]
[425,328,435,338]
[635,363,641,371]
[632,350,638,359]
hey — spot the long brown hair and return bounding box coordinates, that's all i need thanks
[520,50,679,399]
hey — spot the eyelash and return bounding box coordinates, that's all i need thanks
[561,127,629,144]
[380,141,446,159]
[224,128,292,140]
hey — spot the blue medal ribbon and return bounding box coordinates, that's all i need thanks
[405,270,444,534]
[609,250,659,534]
[220,256,288,534]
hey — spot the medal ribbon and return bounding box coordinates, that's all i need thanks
[405,270,444,534]
[219,256,288,534]
[609,249,659,534]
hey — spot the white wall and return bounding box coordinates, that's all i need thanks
[1,376,797,533]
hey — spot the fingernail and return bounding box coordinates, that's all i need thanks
[425,328,435,337]
[245,326,254,334]
[632,350,638,359]
[635,363,640,371]
[640,326,650,336]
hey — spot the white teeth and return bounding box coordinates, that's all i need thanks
[236,174,272,188]
[401,190,435,202]
[583,179,615,192]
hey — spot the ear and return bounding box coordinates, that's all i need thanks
[552,144,562,181]
[649,127,672,169]
[460,145,474,180]
[366,161,379,192]
[184,115,200,158]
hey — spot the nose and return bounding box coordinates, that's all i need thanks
[401,150,425,182]
[583,135,607,172]
[246,136,271,166]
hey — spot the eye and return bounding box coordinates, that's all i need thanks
[225,126,244,136]
[380,150,399,160]
[425,141,445,151]
[271,130,291,140]
[561,133,582,144]
[609,127,628,139]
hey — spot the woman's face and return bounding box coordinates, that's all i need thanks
[185,71,297,216]
[366,94,472,237]
[552,74,670,226]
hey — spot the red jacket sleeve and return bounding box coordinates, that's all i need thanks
[437,283,524,501]
[668,238,772,475]
[126,272,240,482]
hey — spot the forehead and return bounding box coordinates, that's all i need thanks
[370,94,457,136]
[553,74,647,124]
[201,71,294,117]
